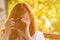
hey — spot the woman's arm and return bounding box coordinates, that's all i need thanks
[43,33,60,39]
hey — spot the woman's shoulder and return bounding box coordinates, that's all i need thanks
[32,31,45,40]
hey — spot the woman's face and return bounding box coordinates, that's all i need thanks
[21,11,31,26]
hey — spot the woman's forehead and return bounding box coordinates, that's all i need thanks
[21,12,30,19]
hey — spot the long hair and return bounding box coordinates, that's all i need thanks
[4,3,35,40]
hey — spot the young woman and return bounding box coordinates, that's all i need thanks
[0,3,45,40]
[1,2,60,40]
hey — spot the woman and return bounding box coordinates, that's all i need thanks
[1,3,45,40]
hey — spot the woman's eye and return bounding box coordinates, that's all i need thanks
[21,13,30,24]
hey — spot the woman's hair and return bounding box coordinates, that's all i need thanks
[4,3,35,40]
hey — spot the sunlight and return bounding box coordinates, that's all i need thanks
[45,20,51,27]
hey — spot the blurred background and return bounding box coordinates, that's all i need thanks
[0,0,60,40]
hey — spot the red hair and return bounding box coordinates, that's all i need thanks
[4,3,35,40]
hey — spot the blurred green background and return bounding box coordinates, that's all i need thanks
[8,0,60,40]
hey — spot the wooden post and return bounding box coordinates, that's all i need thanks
[44,33,60,39]
[0,0,6,40]
[0,0,6,29]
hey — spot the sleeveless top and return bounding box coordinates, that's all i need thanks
[32,31,45,40]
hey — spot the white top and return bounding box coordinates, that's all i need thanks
[32,31,45,40]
